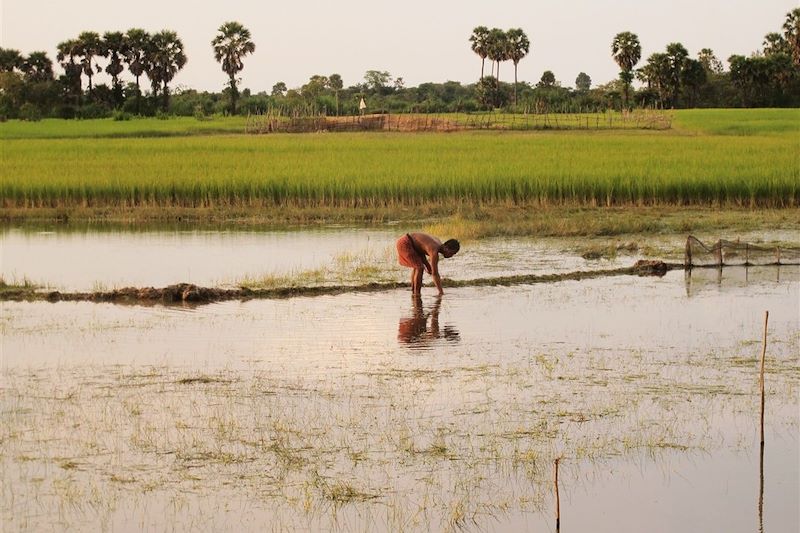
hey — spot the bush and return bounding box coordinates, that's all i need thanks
[475,77,509,109]
[77,102,111,119]
[18,103,43,121]
[122,94,155,116]
[193,104,211,121]
[57,105,77,119]
[112,110,133,121]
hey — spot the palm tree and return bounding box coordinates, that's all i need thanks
[664,42,688,107]
[698,48,723,75]
[487,28,509,89]
[783,8,800,66]
[21,52,54,82]
[146,30,187,111]
[328,73,343,115]
[637,52,670,106]
[103,31,129,107]
[76,31,105,95]
[56,39,83,104]
[763,32,789,57]
[0,48,23,72]
[506,28,530,106]
[611,31,641,109]
[212,21,255,115]
[124,29,150,114]
[469,26,490,80]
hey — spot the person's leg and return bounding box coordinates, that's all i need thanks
[413,268,424,294]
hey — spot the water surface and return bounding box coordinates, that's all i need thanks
[5,225,795,291]
[2,267,798,531]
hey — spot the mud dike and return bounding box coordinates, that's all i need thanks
[2,260,677,305]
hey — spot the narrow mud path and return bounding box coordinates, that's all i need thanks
[2,261,681,305]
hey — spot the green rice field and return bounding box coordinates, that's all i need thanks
[1,109,797,210]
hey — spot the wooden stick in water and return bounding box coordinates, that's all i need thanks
[760,310,769,446]
[554,457,561,532]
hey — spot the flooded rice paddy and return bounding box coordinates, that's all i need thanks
[1,226,799,532]
[5,226,798,291]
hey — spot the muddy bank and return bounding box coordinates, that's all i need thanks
[3,260,678,305]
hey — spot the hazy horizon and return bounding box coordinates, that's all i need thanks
[1,0,795,93]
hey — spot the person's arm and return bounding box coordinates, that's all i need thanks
[420,254,432,275]
[430,253,444,294]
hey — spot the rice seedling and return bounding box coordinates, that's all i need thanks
[1,110,796,211]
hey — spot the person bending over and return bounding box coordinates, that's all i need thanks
[396,233,460,295]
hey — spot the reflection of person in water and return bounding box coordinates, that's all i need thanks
[397,294,460,347]
[395,233,460,295]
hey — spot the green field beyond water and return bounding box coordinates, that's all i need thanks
[1,109,797,209]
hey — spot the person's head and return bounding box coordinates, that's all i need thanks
[440,239,460,258]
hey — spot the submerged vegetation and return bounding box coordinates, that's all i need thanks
[3,273,799,530]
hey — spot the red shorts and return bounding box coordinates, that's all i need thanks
[396,234,427,270]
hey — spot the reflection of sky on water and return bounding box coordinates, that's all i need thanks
[2,226,797,291]
[0,227,396,291]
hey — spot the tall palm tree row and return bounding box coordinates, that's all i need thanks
[469,27,530,96]
[611,31,642,109]
[212,21,256,115]
[53,28,190,112]
[51,24,259,114]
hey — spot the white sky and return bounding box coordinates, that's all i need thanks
[1,0,794,92]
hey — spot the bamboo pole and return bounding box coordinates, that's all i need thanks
[758,310,768,533]
[760,310,769,446]
[554,457,561,532]
[759,432,765,533]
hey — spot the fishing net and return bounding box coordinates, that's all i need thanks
[684,236,800,267]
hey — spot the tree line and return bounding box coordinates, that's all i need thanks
[0,22,253,120]
[0,9,797,121]
[606,9,799,109]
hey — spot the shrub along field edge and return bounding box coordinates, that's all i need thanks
[2,206,797,241]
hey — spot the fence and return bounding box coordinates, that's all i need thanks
[245,110,672,134]
[684,236,800,267]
